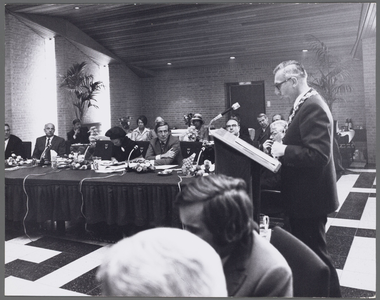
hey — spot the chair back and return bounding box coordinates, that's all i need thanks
[135,141,150,158]
[270,226,330,297]
[93,141,113,160]
[22,141,32,159]
[180,141,203,164]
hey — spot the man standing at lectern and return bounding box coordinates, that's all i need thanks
[271,60,341,297]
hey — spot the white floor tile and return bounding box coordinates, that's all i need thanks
[343,257,376,275]
[5,276,88,296]
[6,235,42,245]
[336,174,360,210]
[20,247,61,263]
[346,237,376,261]
[358,197,376,230]
[346,168,376,173]
[339,270,376,292]
[5,242,61,263]
[35,249,103,287]
[35,267,83,288]
[351,187,376,194]
[327,218,360,229]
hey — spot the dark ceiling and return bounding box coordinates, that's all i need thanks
[5,2,374,75]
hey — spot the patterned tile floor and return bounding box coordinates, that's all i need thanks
[4,164,376,297]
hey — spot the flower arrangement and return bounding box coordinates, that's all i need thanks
[119,116,132,130]
[182,125,198,141]
[128,158,155,173]
[183,113,194,127]
[181,154,214,177]
[5,154,31,167]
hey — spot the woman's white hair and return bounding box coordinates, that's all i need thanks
[96,227,227,297]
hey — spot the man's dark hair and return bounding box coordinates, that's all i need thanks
[176,174,255,247]
[72,119,81,125]
[155,121,170,134]
[257,113,267,119]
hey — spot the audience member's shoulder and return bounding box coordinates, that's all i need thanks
[251,230,290,269]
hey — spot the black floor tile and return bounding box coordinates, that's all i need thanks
[353,172,376,188]
[87,285,103,296]
[335,192,368,220]
[26,236,102,256]
[40,252,83,269]
[326,226,357,237]
[330,254,347,270]
[340,286,376,298]
[326,235,354,257]
[356,228,376,238]
[5,259,57,281]
[61,267,100,294]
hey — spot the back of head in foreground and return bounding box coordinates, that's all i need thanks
[96,227,227,297]
[176,174,256,252]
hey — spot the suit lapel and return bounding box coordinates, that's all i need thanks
[223,236,253,295]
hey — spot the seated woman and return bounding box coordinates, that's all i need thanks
[180,113,210,142]
[105,126,141,162]
[130,115,151,141]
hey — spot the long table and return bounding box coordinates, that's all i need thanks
[5,165,194,230]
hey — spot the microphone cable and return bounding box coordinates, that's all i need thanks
[78,171,126,233]
[21,169,62,241]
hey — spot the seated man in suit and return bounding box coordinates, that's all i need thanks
[225,118,253,144]
[67,119,90,145]
[96,227,227,297]
[105,126,140,162]
[4,123,24,159]
[253,113,271,150]
[145,121,183,165]
[176,174,293,297]
[261,120,288,190]
[32,123,66,161]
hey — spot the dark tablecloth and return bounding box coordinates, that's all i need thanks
[5,166,193,228]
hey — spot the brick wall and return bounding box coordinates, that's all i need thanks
[109,63,142,130]
[5,13,54,148]
[362,37,376,164]
[140,56,366,131]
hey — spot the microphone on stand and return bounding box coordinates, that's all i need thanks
[196,146,206,166]
[127,145,139,168]
[39,145,50,165]
[209,102,240,127]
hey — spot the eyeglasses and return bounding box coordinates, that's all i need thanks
[226,124,238,128]
[274,77,292,91]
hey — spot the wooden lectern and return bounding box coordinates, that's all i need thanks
[210,128,281,224]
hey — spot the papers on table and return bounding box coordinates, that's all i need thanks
[154,165,178,170]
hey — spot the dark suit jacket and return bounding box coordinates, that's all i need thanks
[224,231,293,297]
[281,93,339,218]
[67,127,90,144]
[32,135,66,159]
[145,135,183,165]
[111,136,140,162]
[5,134,23,159]
[253,126,270,150]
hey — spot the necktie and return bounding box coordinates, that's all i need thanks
[47,137,51,147]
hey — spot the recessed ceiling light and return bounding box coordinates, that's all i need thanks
[74,6,80,10]
[230,56,236,60]
[302,49,308,52]
[167,62,172,66]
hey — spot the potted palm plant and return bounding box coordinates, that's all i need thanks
[60,61,104,121]
[305,34,352,112]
